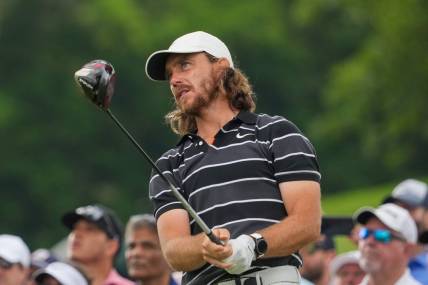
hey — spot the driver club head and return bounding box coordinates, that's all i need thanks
[74,59,116,110]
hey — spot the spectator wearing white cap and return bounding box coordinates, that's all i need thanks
[382,179,428,229]
[329,251,364,285]
[0,234,31,285]
[353,203,422,285]
[382,179,428,285]
[32,261,90,285]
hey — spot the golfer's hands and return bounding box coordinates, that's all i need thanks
[222,234,255,274]
[202,228,233,269]
[202,229,255,275]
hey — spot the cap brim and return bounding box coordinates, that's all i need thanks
[0,250,16,264]
[61,212,90,229]
[34,272,54,282]
[145,50,170,81]
[145,49,205,81]
[353,207,376,225]
[354,206,403,234]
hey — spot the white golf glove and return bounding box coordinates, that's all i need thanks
[222,234,255,275]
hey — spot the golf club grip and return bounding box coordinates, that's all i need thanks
[105,109,224,245]
[207,231,224,245]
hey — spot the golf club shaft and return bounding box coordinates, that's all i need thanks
[105,109,223,245]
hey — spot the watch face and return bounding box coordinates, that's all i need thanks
[257,239,268,254]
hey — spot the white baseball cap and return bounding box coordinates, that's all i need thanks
[391,179,428,208]
[330,251,360,276]
[0,234,31,267]
[353,203,417,243]
[145,31,234,81]
[33,262,88,285]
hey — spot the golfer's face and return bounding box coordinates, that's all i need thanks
[165,53,217,115]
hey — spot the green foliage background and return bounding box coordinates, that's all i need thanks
[0,0,427,250]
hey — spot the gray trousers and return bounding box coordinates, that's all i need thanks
[215,265,301,285]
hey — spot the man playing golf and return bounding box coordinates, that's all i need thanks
[145,31,321,285]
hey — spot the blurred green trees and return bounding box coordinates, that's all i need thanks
[0,0,427,249]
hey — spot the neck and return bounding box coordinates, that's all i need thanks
[136,273,172,285]
[366,267,406,285]
[77,259,113,285]
[195,97,237,143]
[315,271,330,285]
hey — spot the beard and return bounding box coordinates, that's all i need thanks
[177,76,219,116]
[359,255,381,274]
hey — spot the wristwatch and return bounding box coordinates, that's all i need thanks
[249,233,268,259]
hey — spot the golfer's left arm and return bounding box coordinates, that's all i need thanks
[257,180,321,257]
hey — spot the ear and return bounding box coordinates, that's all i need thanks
[404,242,421,258]
[106,239,120,257]
[217,58,231,69]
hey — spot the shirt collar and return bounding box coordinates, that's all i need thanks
[235,110,257,124]
[176,111,257,146]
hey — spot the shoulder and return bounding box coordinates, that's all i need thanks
[154,144,185,170]
[255,113,301,132]
[398,269,423,285]
[253,113,307,142]
[105,269,135,285]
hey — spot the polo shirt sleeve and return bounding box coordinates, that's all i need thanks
[149,150,185,220]
[268,118,321,183]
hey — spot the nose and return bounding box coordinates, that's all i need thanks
[169,70,184,87]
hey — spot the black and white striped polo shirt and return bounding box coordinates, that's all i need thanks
[149,111,321,285]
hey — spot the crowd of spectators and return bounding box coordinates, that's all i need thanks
[1,178,427,285]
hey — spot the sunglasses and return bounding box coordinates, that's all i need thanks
[0,258,14,269]
[359,227,406,244]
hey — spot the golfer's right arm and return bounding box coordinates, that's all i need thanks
[157,209,232,271]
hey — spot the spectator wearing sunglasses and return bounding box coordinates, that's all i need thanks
[32,261,90,285]
[353,203,422,285]
[0,234,31,285]
[62,204,134,285]
[382,179,428,285]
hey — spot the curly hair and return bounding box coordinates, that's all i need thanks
[165,58,256,136]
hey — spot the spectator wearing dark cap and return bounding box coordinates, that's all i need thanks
[62,204,134,285]
[32,261,90,285]
[0,234,31,285]
[382,179,428,285]
[354,203,421,285]
[299,235,336,285]
[124,214,179,285]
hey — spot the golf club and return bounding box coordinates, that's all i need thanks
[74,59,222,245]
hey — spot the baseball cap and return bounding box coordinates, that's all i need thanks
[145,31,234,81]
[0,234,31,267]
[33,262,88,285]
[389,179,428,208]
[31,248,58,269]
[330,251,360,276]
[353,203,417,243]
[62,204,123,241]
